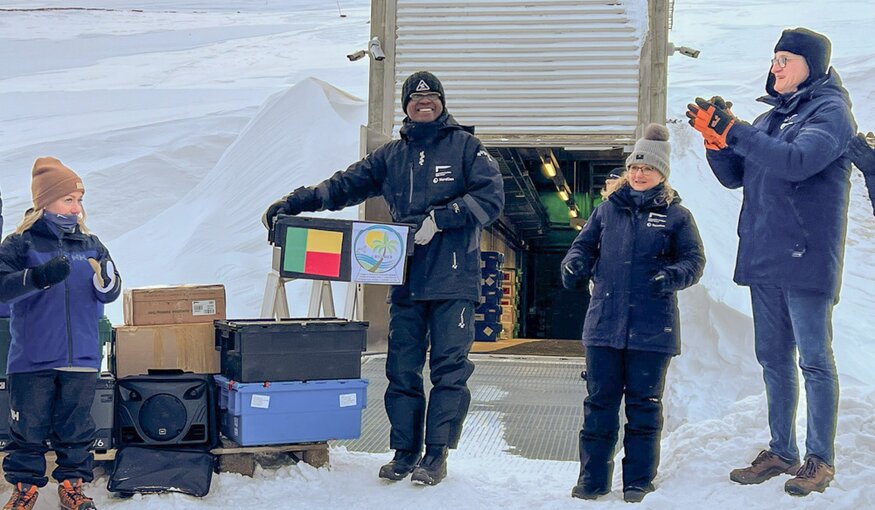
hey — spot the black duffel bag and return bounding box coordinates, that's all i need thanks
[108,446,215,497]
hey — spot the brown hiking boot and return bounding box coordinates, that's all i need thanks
[784,456,835,496]
[57,479,96,510]
[3,483,39,510]
[729,450,800,485]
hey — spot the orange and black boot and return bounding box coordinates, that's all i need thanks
[57,479,96,510]
[3,483,39,510]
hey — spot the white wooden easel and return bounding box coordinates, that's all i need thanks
[261,246,362,320]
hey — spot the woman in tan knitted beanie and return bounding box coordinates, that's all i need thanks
[0,157,121,510]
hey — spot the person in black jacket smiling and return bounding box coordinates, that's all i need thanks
[0,157,121,510]
[561,124,705,504]
[263,71,503,486]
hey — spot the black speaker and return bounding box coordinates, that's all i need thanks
[116,372,216,447]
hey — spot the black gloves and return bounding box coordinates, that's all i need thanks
[849,132,875,177]
[32,256,71,289]
[261,186,321,234]
[561,259,587,290]
[262,199,292,230]
[708,95,733,112]
[649,270,672,295]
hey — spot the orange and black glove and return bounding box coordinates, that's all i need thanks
[702,96,734,150]
[686,97,736,149]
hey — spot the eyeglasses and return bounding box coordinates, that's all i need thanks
[770,55,802,68]
[409,92,441,102]
[627,165,657,175]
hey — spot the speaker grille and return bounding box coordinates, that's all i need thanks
[140,394,188,442]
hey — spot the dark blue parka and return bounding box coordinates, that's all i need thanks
[0,218,121,374]
[309,111,504,302]
[0,192,7,318]
[706,69,855,300]
[561,184,705,356]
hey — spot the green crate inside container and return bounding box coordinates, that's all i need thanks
[0,316,112,377]
[98,315,112,361]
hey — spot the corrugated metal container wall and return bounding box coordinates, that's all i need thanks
[391,0,644,146]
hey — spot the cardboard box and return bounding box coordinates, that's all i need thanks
[114,323,220,378]
[124,285,226,326]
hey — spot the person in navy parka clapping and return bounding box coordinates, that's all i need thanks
[562,124,705,504]
[0,157,121,510]
[687,28,855,496]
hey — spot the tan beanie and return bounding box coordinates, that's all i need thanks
[31,157,85,210]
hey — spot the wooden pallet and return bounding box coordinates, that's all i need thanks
[211,438,329,477]
[0,441,329,478]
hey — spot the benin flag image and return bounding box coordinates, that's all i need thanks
[283,227,344,277]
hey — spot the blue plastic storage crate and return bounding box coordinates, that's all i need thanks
[475,303,502,315]
[475,321,503,342]
[480,269,502,290]
[214,375,368,446]
[480,251,504,271]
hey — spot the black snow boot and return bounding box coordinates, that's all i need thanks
[378,449,422,481]
[411,445,448,486]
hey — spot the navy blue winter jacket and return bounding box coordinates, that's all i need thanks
[706,69,855,300]
[0,192,6,318]
[0,218,121,374]
[561,184,705,356]
[308,112,504,302]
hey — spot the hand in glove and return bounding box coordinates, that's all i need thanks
[262,199,292,231]
[88,257,118,292]
[414,211,440,245]
[561,258,587,290]
[702,96,734,150]
[686,97,736,148]
[261,187,320,231]
[31,255,71,289]
[649,270,672,295]
[849,132,875,177]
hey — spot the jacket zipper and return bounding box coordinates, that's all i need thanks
[626,209,640,349]
[59,237,73,366]
[409,163,414,204]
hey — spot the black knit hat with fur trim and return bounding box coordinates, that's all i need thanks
[767,27,831,95]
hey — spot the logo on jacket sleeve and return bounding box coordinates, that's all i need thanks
[646,212,667,228]
[780,114,798,131]
[433,165,454,183]
[477,149,494,162]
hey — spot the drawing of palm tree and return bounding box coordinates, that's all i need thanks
[369,233,399,272]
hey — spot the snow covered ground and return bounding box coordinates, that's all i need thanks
[0,0,873,508]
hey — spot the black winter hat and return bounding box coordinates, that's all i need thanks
[607,167,625,180]
[401,71,445,111]
[774,27,831,80]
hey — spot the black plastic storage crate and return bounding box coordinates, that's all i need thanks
[215,318,368,383]
[0,373,115,451]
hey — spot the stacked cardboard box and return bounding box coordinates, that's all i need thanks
[114,285,226,377]
[498,269,520,340]
[476,251,504,341]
